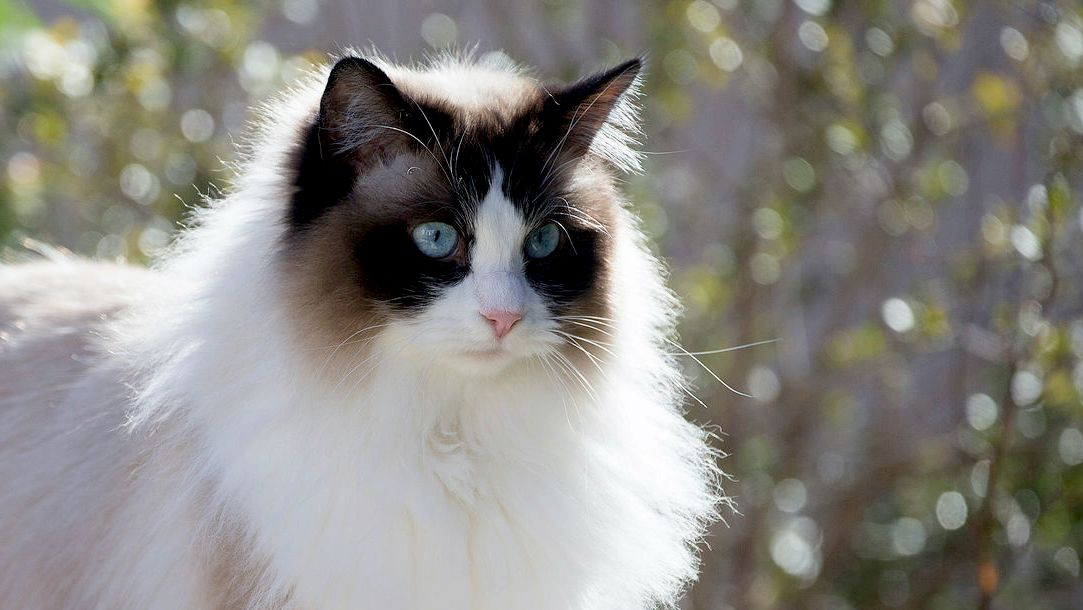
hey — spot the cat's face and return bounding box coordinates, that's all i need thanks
[281,56,639,379]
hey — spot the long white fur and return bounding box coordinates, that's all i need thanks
[0,55,721,609]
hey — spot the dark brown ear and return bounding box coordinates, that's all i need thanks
[317,56,414,158]
[544,58,642,163]
[290,57,426,229]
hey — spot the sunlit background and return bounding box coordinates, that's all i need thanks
[2,1,1083,608]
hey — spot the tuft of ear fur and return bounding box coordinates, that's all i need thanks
[546,58,644,173]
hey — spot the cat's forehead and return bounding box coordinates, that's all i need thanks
[373,78,606,222]
[387,64,543,122]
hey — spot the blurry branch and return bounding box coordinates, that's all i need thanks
[969,5,1082,602]
[972,169,1066,610]
[973,359,1019,610]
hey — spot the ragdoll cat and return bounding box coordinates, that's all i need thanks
[0,51,721,610]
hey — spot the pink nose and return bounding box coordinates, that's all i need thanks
[481,310,522,339]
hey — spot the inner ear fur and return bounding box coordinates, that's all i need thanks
[543,58,642,163]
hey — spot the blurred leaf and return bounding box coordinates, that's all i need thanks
[0,0,39,43]
[827,325,887,367]
[971,72,1022,117]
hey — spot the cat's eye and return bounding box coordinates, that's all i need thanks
[525,223,561,259]
[412,221,459,258]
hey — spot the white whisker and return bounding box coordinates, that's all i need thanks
[536,354,579,430]
[548,350,601,405]
[368,125,454,187]
[555,317,615,337]
[553,330,616,360]
[663,338,752,398]
[312,321,395,380]
[407,99,455,187]
[556,315,765,398]
[678,338,779,356]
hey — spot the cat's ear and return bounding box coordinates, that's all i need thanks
[544,58,643,172]
[317,56,414,158]
[290,58,419,229]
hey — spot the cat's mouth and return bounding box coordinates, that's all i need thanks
[461,346,506,359]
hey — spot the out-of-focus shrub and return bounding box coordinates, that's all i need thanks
[2,1,1082,608]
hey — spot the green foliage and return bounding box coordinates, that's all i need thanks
[2,1,1083,608]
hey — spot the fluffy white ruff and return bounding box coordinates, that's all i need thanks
[114,56,721,609]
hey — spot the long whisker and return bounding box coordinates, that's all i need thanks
[554,329,722,412]
[554,314,618,326]
[331,349,384,396]
[553,330,616,359]
[451,132,466,184]
[308,322,395,353]
[548,218,578,255]
[529,155,591,207]
[369,125,454,187]
[555,318,614,337]
[537,354,579,430]
[556,336,609,378]
[555,315,762,398]
[334,327,426,397]
[551,196,611,235]
[556,324,709,408]
[663,338,752,398]
[679,338,780,356]
[678,382,712,410]
[310,322,396,382]
[408,100,455,187]
[549,350,601,405]
[559,315,777,356]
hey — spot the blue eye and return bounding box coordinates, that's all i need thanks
[525,223,561,259]
[412,221,459,258]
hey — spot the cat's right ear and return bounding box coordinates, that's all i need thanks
[316,57,412,159]
[290,58,414,229]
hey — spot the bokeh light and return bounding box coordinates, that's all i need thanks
[2,1,1083,608]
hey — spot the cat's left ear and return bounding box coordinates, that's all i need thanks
[317,56,417,158]
[544,58,643,172]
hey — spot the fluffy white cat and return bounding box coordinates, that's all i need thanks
[0,52,722,610]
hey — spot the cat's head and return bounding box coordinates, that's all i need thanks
[281,54,642,379]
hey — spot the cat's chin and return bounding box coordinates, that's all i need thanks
[445,346,524,375]
[423,343,547,378]
[459,347,506,359]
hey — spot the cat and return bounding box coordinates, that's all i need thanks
[0,51,722,610]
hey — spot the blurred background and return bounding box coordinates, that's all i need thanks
[2,0,1082,608]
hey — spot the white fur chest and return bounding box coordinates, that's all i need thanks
[196,359,622,610]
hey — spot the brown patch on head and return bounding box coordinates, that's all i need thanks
[280,151,453,379]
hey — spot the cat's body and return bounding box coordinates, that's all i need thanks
[0,53,720,610]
